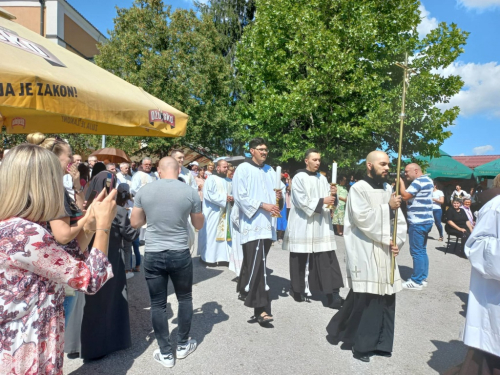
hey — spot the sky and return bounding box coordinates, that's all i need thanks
[72,0,500,157]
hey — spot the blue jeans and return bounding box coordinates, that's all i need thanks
[132,237,141,267]
[144,249,193,355]
[63,295,76,327]
[432,209,444,238]
[409,223,433,284]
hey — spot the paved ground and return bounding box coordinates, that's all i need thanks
[64,226,470,374]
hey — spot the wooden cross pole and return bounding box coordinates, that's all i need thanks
[391,53,415,285]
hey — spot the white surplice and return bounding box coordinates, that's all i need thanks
[283,171,336,253]
[463,195,500,356]
[198,175,230,263]
[232,162,281,244]
[227,177,244,276]
[180,166,198,190]
[344,180,407,296]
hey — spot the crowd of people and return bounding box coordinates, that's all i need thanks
[1,134,500,374]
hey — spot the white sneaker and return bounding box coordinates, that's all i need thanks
[176,339,197,359]
[126,272,134,279]
[153,349,175,368]
[422,279,428,287]
[402,279,423,290]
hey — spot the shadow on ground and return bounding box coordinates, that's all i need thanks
[455,291,468,318]
[68,256,224,375]
[427,339,468,374]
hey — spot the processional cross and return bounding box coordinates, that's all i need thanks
[391,53,416,285]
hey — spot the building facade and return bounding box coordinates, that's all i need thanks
[1,0,105,60]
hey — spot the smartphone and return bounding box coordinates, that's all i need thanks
[106,172,113,193]
[66,162,73,172]
[85,190,98,209]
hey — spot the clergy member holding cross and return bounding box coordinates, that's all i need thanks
[326,151,407,362]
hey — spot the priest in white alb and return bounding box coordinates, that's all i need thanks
[327,151,406,363]
[232,137,282,326]
[198,160,232,263]
[283,148,344,309]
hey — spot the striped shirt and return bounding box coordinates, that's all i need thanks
[406,175,434,225]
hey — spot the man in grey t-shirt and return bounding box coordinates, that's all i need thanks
[131,157,204,368]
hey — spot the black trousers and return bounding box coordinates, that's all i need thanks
[237,239,273,314]
[289,251,344,295]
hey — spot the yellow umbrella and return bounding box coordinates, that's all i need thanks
[0,13,188,137]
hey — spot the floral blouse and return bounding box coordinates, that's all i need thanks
[0,217,113,375]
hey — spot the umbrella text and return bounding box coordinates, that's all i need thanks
[0,83,78,97]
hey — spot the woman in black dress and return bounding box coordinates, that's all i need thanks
[80,184,140,360]
[445,198,473,257]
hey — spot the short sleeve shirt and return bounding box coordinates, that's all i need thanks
[406,175,434,225]
[432,190,444,210]
[134,179,202,252]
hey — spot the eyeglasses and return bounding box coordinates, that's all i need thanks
[253,148,269,153]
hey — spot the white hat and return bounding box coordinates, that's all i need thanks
[190,161,199,166]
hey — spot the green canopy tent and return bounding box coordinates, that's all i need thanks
[416,149,474,179]
[474,158,500,178]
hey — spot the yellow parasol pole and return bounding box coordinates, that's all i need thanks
[391,53,412,285]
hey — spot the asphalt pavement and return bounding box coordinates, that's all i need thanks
[64,225,470,374]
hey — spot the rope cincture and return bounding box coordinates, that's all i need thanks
[244,239,270,292]
[304,254,312,296]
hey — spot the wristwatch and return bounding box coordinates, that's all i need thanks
[259,202,264,209]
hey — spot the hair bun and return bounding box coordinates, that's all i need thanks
[27,132,47,146]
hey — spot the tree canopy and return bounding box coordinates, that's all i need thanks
[235,0,469,166]
[95,0,237,156]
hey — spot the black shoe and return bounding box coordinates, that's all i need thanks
[291,291,305,303]
[238,293,247,301]
[328,295,345,310]
[373,350,392,358]
[352,349,371,362]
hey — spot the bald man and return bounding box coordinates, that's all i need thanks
[198,159,232,263]
[399,163,434,291]
[131,157,204,368]
[327,151,407,362]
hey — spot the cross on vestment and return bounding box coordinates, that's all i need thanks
[352,266,361,278]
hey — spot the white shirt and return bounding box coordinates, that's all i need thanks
[130,171,157,195]
[116,172,132,185]
[432,189,444,210]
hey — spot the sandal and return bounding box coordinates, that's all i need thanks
[133,266,141,272]
[438,237,443,241]
[256,313,274,325]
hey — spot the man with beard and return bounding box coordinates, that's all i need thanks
[327,151,407,362]
[232,138,282,326]
[283,148,344,309]
[198,160,233,263]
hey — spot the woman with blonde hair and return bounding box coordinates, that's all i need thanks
[206,161,215,176]
[0,144,116,375]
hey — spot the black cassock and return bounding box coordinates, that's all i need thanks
[80,206,139,360]
[237,239,273,313]
[289,251,343,297]
[326,290,396,353]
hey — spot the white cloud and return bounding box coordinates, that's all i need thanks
[435,61,500,117]
[417,4,439,38]
[472,145,494,155]
[458,153,466,156]
[457,0,500,10]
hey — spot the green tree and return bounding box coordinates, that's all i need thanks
[95,0,236,156]
[235,0,468,166]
